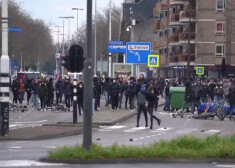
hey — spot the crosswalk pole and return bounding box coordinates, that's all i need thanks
[0,0,9,136]
[73,75,78,123]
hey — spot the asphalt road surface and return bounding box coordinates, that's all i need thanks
[0,105,234,167]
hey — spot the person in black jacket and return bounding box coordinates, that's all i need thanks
[64,79,73,111]
[12,78,19,104]
[25,78,32,105]
[93,76,102,111]
[110,78,119,111]
[124,80,129,110]
[77,81,84,116]
[128,80,136,111]
[146,85,161,129]
[228,80,235,111]
[163,80,170,111]
[118,77,125,109]
[47,78,54,107]
[55,78,64,105]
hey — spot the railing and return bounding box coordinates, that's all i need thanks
[180,54,195,62]
[180,10,196,20]
[170,56,179,63]
[169,14,180,23]
[169,35,179,43]
[179,32,195,41]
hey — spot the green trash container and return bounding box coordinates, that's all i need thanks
[169,87,189,111]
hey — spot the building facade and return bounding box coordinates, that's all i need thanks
[152,0,235,78]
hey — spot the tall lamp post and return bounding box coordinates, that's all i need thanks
[108,0,112,77]
[65,16,74,49]
[54,25,63,75]
[72,8,84,44]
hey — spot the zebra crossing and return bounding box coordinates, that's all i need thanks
[98,125,221,135]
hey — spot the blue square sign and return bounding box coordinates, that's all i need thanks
[148,55,159,67]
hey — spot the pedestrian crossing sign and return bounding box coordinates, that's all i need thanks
[196,66,204,75]
[148,55,159,67]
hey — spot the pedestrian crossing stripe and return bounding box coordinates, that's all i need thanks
[148,55,159,67]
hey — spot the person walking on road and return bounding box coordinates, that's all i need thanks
[19,79,25,104]
[26,78,33,105]
[146,85,161,129]
[47,78,54,107]
[103,77,110,107]
[124,80,129,110]
[110,78,119,111]
[64,79,73,111]
[32,79,39,109]
[38,80,48,111]
[136,84,148,128]
[118,77,125,109]
[55,78,64,105]
[12,78,19,104]
[128,80,136,111]
[77,81,84,116]
[163,80,170,111]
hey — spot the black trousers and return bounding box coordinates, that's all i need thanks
[26,91,31,104]
[147,104,160,128]
[137,105,148,126]
[78,102,83,116]
[40,97,46,109]
[13,93,18,104]
[125,94,129,109]
[111,95,119,110]
[56,92,62,105]
[95,96,101,110]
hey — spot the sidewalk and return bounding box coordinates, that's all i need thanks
[0,98,165,141]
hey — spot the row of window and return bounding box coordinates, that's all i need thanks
[155,44,225,57]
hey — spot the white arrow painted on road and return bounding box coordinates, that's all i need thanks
[14,120,48,124]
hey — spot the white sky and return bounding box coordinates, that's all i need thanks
[14,0,124,43]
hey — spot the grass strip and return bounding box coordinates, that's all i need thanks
[48,135,235,160]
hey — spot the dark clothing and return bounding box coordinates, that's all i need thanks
[137,105,148,127]
[12,80,19,103]
[208,83,216,101]
[110,83,119,110]
[64,82,72,108]
[26,80,32,104]
[38,85,48,99]
[103,81,110,92]
[32,82,39,95]
[55,80,64,93]
[228,88,235,106]
[77,85,84,116]
[47,81,54,106]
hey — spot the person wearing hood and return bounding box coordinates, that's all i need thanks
[93,76,102,111]
[19,79,25,104]
[110,78,119,111]
[136,84,148,127]
[77,81,84,116]
[38,80,48,111]
[55,78,64,105]
[47,78,54,107]
[25,78,32,105]
[128,80,136,111]
[145,85,161,129]
[12,78,19,104]
[64,79,73,111]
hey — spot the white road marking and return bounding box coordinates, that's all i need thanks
[157,112,172,115]
[97,129,111,132]
[7,147,22,149]
[104,125,126,129]
[42,146,57,149]
[0,160,65,167]
[124,126,148,133]
[216,165,235,168]
[177,128,198,134]
[204,129,221,134]
[14,120,48,124]
[150,127,173,133]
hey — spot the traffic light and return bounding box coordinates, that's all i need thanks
[69,45,84,73]
[61,55,70,71]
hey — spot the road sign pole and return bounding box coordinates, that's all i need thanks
[0,0,9,136]
[73,75,78,124]
[83,0,93,150]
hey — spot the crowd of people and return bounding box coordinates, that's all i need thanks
[10,74,235,128]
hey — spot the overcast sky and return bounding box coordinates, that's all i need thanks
[14,0,124,42]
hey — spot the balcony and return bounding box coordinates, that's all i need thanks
[170,0,185,6]
[179,32,195,43]
[152,40,163,49]
[169,56,179,63]
[153,22,163,33]
[179,10,196,22]
[180,54,195,62]
[169,35,180,45]
[169,14,183,26]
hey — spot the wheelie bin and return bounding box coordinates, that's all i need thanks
[170,87,189,112]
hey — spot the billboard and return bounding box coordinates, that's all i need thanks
[113,63,133,81]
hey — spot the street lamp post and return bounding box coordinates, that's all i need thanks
[108,0,112,77]
[65,16,74,49]
[72,8,84,44]
[59,17,66,76]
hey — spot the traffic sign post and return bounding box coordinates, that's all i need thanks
[196,67,204,75]
[126,42,151,64]
[148,55,159,68]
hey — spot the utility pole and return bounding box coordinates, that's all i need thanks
[0,0,10,136]
[94,0,97,75]
[108,0,112,77]
[83,0,93,150]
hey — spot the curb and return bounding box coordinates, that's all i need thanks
[0,130,83,141]
[39,157,235,165]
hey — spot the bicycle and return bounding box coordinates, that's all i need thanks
[46,104,67,112]
[8,103,28,113]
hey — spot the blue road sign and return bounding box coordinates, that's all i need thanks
[9,27,22,33]
[11,60,18,70]
[108,41,123,45]
[108,45,126,53]
[126,42,151,64]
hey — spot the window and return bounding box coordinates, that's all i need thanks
[217,0,226,12]
[215,44,225,57]
[164,48,167,54]
[216,22,225,34]
[159,49,162,54]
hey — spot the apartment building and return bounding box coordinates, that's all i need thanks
[152,0,235,78]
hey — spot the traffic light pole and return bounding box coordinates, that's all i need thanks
[0,0,9,136]
[73,74,78,123]
[83,0,93,150]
